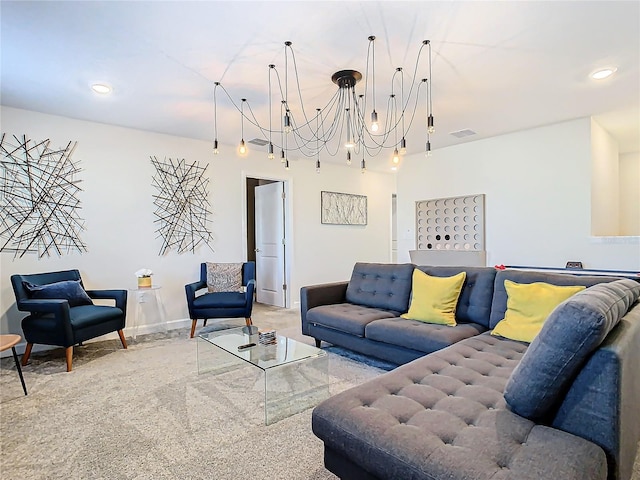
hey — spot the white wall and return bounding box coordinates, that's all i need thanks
[619,151,640,236]
[590,119,620,236]
[0,106,396,339]
[396,117,640,271]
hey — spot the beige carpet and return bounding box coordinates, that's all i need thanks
[2,304,639,480]
[0,306,384,480]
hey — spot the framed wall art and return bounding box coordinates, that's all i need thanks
[321,191,367,226]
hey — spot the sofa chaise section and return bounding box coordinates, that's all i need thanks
[312,333,608,480]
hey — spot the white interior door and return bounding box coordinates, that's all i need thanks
[255,181,286,307]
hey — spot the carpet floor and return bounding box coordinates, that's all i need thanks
[0,305,388,480]
[2,304,639,480]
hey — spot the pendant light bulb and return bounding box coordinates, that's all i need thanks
[346,151,352,166]
[213,139,219,155]
[427,114,435,134]
[392,148,400,164]
[238,139,247,155]
[361,158,366,174]
[425,140,432,157]
[370,110,379,132]
[280,150,286,163]
[400,137,407,155]
[285,159,290,170]
[315,159,321,173]
[284,112,292,134]
[268,143,275,159]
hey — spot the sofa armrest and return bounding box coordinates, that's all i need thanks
[245,279,256,301]
[185,280,207,318]
[300,281,348,335]
[86,289,127,312]
[185,280,206,298]
[551,303,640,480]
[18,299,74,343]
[18,298,70,316]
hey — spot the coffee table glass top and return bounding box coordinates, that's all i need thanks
[198,327,326,370]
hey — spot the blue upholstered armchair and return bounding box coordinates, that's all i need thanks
[10,269,128,372]
[185,262,256,338]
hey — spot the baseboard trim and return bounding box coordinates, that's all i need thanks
[0,318,193,358]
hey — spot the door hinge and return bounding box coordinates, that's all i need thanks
[282,238,286,245]
[282,284,287,290]
[281,191,286,200]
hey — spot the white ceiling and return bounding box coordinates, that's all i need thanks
[1,1,638,169]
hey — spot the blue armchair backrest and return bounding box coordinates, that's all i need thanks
[11,269,83,305]
[198,262,255,287]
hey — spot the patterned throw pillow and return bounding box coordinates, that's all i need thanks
[206,262,243,293]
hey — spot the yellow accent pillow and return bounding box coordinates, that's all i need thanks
[492,280,586,343]
[400,270,466,326]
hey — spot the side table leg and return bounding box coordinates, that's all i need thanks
[12,346,28,395]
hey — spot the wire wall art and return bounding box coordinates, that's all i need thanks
[0,134,87,258]
[151,156,213,255]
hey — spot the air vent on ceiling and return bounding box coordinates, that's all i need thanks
[248,138,269,146]
[449,129,477,138]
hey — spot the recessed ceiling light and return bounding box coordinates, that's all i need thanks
[591,67,617,80]
[91,83,112,94]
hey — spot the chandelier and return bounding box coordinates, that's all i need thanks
[212,36,434,173]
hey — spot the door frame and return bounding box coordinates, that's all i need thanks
[240,170,293,308]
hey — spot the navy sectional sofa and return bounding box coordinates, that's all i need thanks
[300,263,640,480]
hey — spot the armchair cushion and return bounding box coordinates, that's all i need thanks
[23,280,93,307]
[193,292,248,309]
[206,262,243,292]
[70,305,126,329]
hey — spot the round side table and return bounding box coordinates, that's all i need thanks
[0,334,28,395]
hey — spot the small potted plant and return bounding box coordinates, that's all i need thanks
[135,268,153,288]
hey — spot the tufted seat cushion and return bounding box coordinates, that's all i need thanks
[312,333,608,480]
[366,317,487,354]
[307,303,398,337]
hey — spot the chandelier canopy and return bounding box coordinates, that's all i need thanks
[212,36,434,172]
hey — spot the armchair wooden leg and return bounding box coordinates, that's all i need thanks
[203,319,208,327]
[22,343,33,366]
[65,346,73,372]
[190,319,197,338]
[245,317,252,327]
[117,330,128,349]
[315,338,321,348]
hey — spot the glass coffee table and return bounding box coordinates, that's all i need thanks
[197,326,329,425]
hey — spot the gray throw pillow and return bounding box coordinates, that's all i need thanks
[23,279,94,307]
[206,262,243,292]
[504,279,640,421]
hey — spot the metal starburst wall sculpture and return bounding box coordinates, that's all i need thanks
[0,134,87,258]
[151,156,213,255]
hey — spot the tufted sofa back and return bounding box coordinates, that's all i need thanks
[415,266,496,327]
[346,263,414,314]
